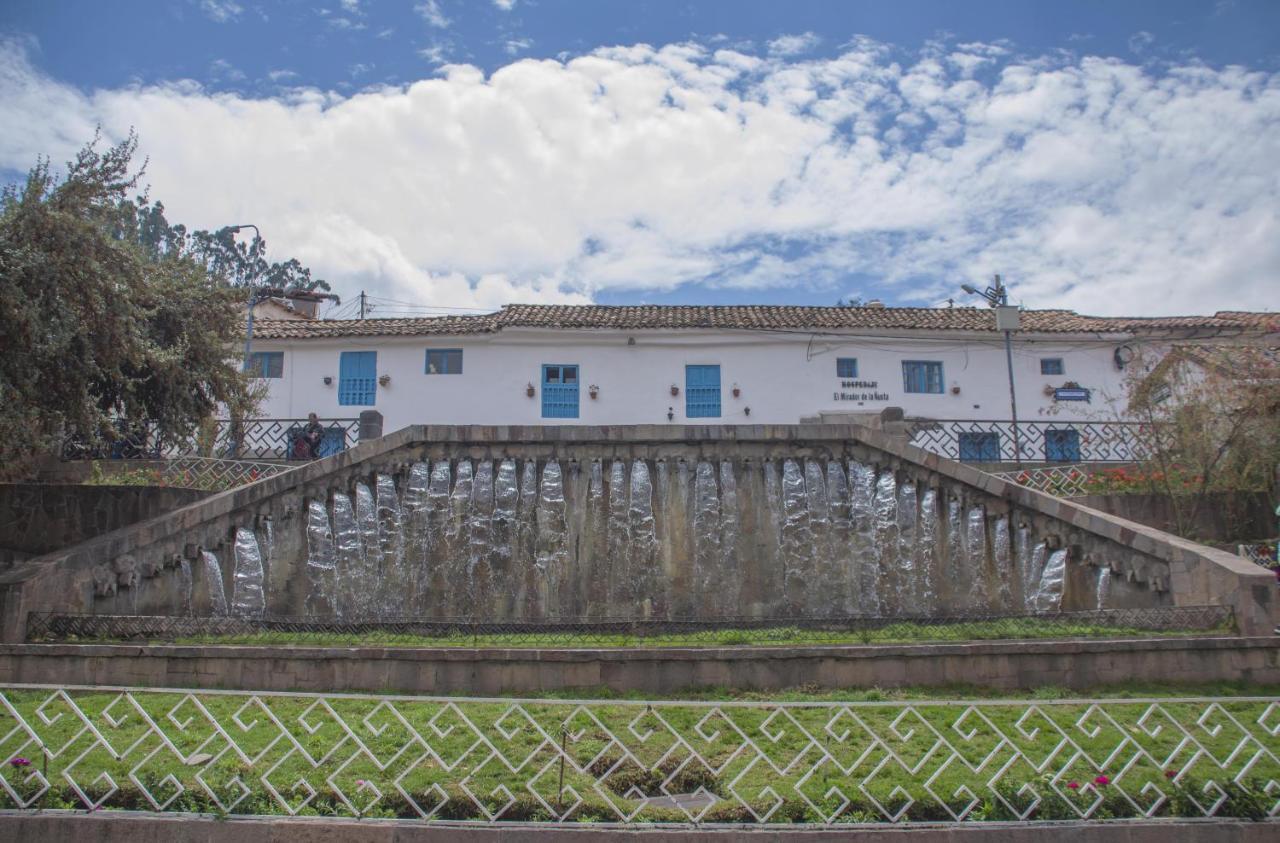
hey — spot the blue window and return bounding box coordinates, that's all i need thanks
[338,351,377,406]
[1045,428,1082,462]
[685,365,721,418]
[903,360,944,394]
[541,364,579,418]
[425,349,463,375]
[959,432,1001,462]
[836,358,858,378]
[1040,358,1065,376]
[247,351,283,379]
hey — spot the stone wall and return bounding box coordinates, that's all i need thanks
[0,425,1274,641]
[1,636,1276,694]
[0,484,210,568]
[1075,491,1276,543]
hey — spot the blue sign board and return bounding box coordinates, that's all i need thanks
[1053,387,1091,402]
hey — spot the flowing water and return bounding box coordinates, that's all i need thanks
[272,458,1086,621]
[230,527,265,618]
[201,550,229,617]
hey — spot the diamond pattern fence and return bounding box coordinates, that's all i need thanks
[0,685,1276,824]
[159,458,297,491]
[988,465,1092,498]
[24,606,1236,648]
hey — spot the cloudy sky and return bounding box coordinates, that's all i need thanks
[1,1,1278,318]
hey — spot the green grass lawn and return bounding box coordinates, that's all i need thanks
[1,683,1276,824]
[57,617,1234,649]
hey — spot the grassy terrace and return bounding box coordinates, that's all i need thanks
[48,618,1234,649]
[1,682,1276,823]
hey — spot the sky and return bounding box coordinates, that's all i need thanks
[1,1,1278,319]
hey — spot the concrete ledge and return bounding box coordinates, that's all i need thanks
[3,636,1277,694]
[1,812,1277,842]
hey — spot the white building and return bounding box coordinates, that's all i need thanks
[246,304,1276,463]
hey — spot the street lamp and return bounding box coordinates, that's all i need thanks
[227,224,262,374]
[961,274,1023,466]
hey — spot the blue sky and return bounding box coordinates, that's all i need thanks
[1,0,1278,316]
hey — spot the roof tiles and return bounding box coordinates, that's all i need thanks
[251,304,1278,340]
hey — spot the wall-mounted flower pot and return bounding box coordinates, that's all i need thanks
[670,384,679,396]
[950,385,961,395]
[732,385,741,398]
[322,376,333,386]
[378,374,391,386]
[588,385,599,399]
[526,383,536,398]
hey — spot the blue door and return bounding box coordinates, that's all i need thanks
[1045,428,1082,462]
[338,351,377,406]
[958,431,1001,462]
[685,365,721,418]
[542,364,579,418]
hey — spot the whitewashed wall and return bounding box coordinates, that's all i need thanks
[248,328,1136,432]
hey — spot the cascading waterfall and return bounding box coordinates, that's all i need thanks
[992,517,1014,611]
[468,460,496,617]
[230,527,266,618]
[1095,565,1112,610]
[779,460,813,614]
[872,471,899,614]
[895,480,918,612]
[534,459,568,617]
[627,458,659,616]
[848,461,877,614]
[1030,549,1069,612]
[916,488,938,614]
[247,456,1086,623]
[305,498,337,616]
[201,550,229,617]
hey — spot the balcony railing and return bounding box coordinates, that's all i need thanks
[908,419,1149,464]
[61,418,360,462]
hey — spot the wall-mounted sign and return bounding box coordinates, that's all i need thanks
[1053,387,1091,402]
[834,379,890,402]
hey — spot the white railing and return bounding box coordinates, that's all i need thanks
[1,685,1276,824]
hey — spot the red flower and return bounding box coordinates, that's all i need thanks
[9,757,30,768]
[1067,781,1079,790]
[1094,775,1109,786]
[1165,769,1177,779]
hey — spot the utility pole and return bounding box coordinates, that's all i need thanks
[359,290,367,320]
[961,274,1023,466]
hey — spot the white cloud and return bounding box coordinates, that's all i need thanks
[198,0,243,23]
[414,1,449,29]
[493,0,517,9]
[1,38,1278,315]
[1128,31,1155,54]
[504,38,533,56]
[339,0,363,12]
[767,32,820,57]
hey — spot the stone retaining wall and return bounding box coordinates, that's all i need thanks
[0,425,1274,641]
[3,636,1277,694]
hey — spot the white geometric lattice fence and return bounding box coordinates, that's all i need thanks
[1,686,1276,824]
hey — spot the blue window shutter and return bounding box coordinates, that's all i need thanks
[836,358,858,378]
[903,361,943,394]
[1045,428,1081,462]
[338,351,377,406]
[541,364,579,418]
[959,432,1001,462]
[685,365,721,418]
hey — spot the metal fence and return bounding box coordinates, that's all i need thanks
[0,684,1275,823]
[159,457,297,491]
[61,418,360,462]
[24,606,1236,647]
[988,464,1092,497]
[908,419,1148,464]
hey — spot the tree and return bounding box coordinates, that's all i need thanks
[0,133,263,479]
[1121,343,1280,539]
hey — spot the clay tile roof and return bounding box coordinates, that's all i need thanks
[252,314,502,339]
[250,305,1278,339]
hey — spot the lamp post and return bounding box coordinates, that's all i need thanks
[227,223,262,373]
[961,275,1023,467]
